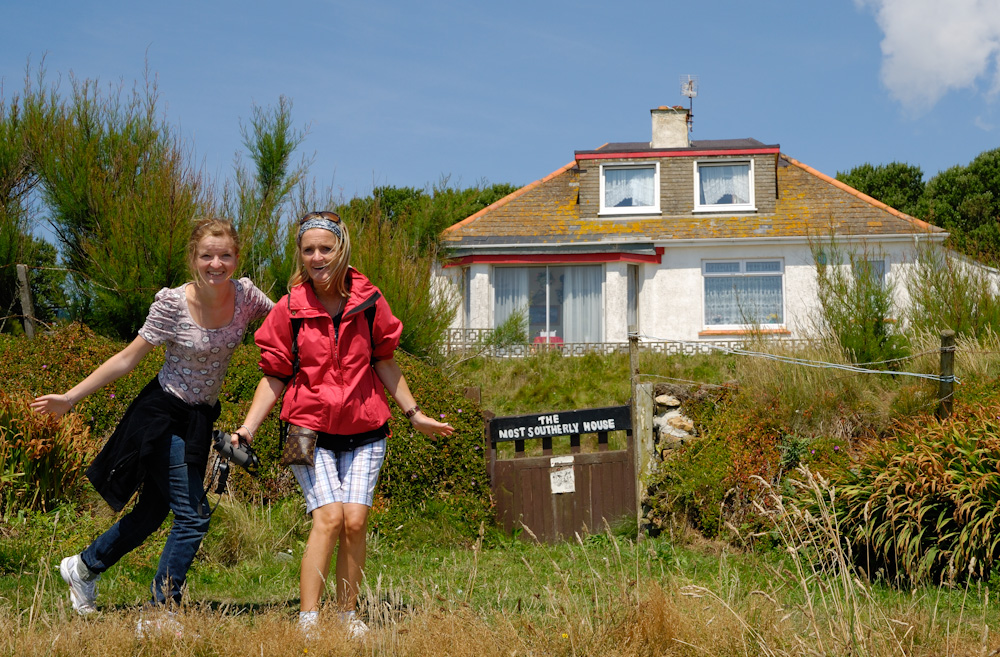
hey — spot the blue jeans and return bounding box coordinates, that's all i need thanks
[81,434,210,605]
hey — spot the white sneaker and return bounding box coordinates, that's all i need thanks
[346,616,369,639]
[298,610,319,637]
[136,611,185,639]
[59,555,99,616]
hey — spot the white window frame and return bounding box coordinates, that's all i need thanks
[694,159,756,213]
[702,258,784,330]
[599,162,660,216]
[856,258,887,287]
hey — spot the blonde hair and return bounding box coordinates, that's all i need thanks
[289,211,351,298]
[187,218,240,285]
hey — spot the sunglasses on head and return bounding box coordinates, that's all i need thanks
[300,211,341,224]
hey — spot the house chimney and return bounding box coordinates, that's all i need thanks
[650,106,690,149]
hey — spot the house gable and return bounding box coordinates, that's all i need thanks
[438,107,948,346]
[575,142,780,218]
[441,150,944,258]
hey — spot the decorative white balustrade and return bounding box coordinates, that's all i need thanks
[441,328,814,358]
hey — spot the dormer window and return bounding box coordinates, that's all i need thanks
[600,163,660,215]
[695,159,755,212]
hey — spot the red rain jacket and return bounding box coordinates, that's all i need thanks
[255,268,402,435]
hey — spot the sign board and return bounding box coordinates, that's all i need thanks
[489,405,631,444]
[549,455,575,494]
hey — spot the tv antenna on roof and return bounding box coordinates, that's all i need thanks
[680,74,698,133]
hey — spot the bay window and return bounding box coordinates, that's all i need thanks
[494,265,603,343]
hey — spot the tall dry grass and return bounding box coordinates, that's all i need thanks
[4,499,997,657]
[729,331,949,443]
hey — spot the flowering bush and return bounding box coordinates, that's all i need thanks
[0,391,100,515]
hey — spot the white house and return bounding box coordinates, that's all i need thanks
[436,107,947,346]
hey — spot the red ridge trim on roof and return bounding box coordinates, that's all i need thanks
[577,148,781,160]
[441,160,578,235]
[782,154,938,232]
[443,251,663,267]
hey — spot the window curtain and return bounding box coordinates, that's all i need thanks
[699,165,749,205]
[463,267,471,329]
[562,265,603,342]
[627,265,638,330]
[494,267,528,328]
[605,168,654,208]
[704,275,782,325]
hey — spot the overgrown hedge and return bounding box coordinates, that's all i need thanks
[0,324,492,543]
[828,379,1000,584]
[646,383,857,540]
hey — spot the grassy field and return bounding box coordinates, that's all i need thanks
[3,485,999,657]
[5,330,1000,655]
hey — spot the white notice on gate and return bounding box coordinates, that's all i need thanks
[549,454,576,495]
[550,455,576,494]
[550,467,575,494]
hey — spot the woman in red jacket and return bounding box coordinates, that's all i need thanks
[235,211,453,637]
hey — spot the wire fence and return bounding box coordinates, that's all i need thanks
[635,332,956,384]
[443,329,959,383]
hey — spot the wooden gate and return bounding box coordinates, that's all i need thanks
[486,405,634,543]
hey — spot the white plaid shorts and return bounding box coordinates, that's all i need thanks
[290,439,387,513]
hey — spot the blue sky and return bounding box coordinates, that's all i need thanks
[3,0,1000,203]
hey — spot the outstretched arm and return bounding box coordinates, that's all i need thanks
[30,335,156,417]
[232,375,287,446]
[373,357,454,437]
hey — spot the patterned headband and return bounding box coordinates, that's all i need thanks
[298,217,343,241]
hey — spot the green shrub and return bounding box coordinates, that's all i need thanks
[1,324,494,545]
[904,243,1000,340]
[0,323,162,441]
[812,239,909,367]
[0,392,101,515]
[351,210,456,362]
[647,390,787,537]
[828,382,1000,584]
[372,350,492,544]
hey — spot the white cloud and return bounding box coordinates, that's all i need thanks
[859,0,1000,110]
[974,115,995,131]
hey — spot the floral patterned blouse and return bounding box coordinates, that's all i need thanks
[138,277,274,406]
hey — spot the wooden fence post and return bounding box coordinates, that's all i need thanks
[937,330,956,420]
[16,264,35,339]
[628,326,646,538]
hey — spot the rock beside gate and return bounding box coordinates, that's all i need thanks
[652,389,698,456]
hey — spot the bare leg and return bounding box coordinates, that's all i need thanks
[300,503,344,612]
[334,503,370,611]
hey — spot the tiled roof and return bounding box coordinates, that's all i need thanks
[577,138,776,155]
[441,153,944,251]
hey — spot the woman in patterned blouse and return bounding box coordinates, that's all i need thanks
[31,218,273,623]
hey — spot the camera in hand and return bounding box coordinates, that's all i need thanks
[212,430,261,477]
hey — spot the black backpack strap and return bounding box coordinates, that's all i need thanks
[345,291,381,366]
[364,302,377,366]
[279,294,304,461]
